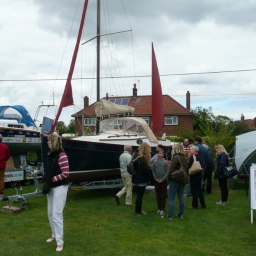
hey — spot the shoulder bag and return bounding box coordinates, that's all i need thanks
[223,157,239,178]
[189,155,203,176]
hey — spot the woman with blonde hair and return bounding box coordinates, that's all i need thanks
[162,143,188,220]
[214,144,229,205]
[132,142,152,215]
[43,133,69,252]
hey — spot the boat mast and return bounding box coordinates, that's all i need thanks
[96,0,100,134]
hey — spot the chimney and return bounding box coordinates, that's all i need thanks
[133,83,137,97]
[84,96,89,108]
[241,113,244,121]
[186,91,190,111]
[106,93,109,101]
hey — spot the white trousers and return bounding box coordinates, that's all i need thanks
[47,185,68,245]
[116,177,133,205]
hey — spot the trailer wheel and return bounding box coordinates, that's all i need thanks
[9,181,18,188]
[21,203,30,210]
[22,180,32,186]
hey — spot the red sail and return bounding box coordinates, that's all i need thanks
[152,43,164,134]
[51,0,89,133]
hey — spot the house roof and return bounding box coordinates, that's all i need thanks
[241,119,256,130]
[72,94,191,117]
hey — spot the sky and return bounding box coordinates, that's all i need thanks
[1,0,256,126]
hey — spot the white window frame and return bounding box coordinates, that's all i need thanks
[140,117,149,124]
[84,118,96,126]
[164,116,178,125]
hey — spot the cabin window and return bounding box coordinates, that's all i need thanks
[165,116,178,125]
[109,120,122,126]
[84,118,96,126]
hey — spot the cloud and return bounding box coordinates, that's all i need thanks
[0,0,256,127]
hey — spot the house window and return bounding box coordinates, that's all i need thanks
[84,118,96,126]
[140,117,149,124]
[165,116,178,125]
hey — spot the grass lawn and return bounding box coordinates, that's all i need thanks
[0,179,255,256]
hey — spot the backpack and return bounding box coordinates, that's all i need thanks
[127,161,136,175]
[171,156,188,183]
[127,154,140,176]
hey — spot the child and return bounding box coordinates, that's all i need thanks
[152,148,170,215]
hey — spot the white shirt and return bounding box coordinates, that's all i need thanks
[119,150,132,178]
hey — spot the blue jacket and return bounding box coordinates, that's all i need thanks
[196,143,207,170]
[215,152,229,179]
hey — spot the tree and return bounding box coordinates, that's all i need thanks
[67,119,75,134]
[192,107,215,135]
[56,121,67,135]
[192,107,235,154]
[228,121,250,137]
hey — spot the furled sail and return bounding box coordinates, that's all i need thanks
[94,99,135,117]
[151,43,164,134]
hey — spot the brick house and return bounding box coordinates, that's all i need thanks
[72,86,193,137]
[239,114,256,131]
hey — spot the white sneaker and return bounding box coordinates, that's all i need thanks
[56,245,63,252]
[156,210,161,214]
[160,210,164,215]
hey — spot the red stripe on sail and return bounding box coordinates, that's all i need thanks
[51,0,89,133]
[152,43,164,134]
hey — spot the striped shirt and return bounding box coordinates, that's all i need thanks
[52,152,69,183]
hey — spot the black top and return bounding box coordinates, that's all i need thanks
[132,152,152,184]
[43,150,69,188]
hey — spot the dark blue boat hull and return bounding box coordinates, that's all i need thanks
[42,137,129,183]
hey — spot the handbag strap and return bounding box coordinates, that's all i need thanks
[193,155,197,162]
[177,155,184,167]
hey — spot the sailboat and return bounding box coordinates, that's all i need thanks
[0,105,41,168]
[41,0,172,183]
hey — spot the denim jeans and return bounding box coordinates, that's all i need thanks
[168,180,185,217]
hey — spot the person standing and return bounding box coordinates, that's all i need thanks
[44,133,69,252]
[150,144,165,164]
[183,139,191,160]
[194,136,207,170]
[152,148,170,215]
[0,134,10,198]
[214,144,229,205]
[202,144,214,194]
[115,145,133,206]
[162,143,188,220]
[183,138,192,198]
[187,146,206,209]
[132,142,152,216]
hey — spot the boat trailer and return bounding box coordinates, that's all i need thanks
[1,166,43,211]
[70,179,124,191]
